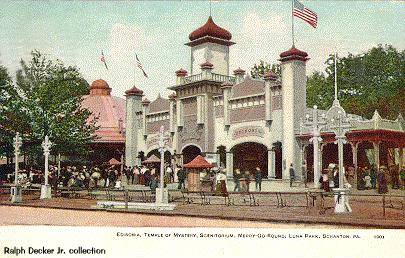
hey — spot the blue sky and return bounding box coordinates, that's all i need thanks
[0,1,404,100]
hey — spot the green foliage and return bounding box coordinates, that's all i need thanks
[307,44,404,119]
[2,50,98,161]
[0,65,17,157]
[250,60,281,79]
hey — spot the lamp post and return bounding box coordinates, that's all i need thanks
[40,135,52,199]
[10,132,22,203]
[157,126,170,204]
[300,105,327,188]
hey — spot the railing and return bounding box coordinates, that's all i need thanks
[181,73,235,85]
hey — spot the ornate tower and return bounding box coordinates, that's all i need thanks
[186,16,234,75]
[124,85,144,167]
[279,46,308,179]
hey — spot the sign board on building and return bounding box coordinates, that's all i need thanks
[146,134,172,150]
[232,126,264,140]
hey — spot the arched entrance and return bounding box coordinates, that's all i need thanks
[182,145,201,164]
[232,142,268,178]
[146,149,172,164]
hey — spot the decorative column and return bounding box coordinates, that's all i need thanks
[263,71,277,122]
[221,81,233,128]
[196,95,205,125]
[11,132,22,203]
[268,149,275,179]
[226,152,234,178]
[319,142,326,176]
[201,61,213,80]
[40,135,52,199]
[141,98,150,137]
[175,68,187,85]
[399,147,404,169]
[373,141,381,170]
[233,68,245,84]
[176,98,183,128]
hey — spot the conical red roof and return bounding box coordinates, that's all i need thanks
[184,155,214,169]
[189,16,232,41]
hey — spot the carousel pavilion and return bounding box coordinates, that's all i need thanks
[86,16,405,182]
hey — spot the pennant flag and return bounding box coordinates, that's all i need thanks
[135,54,148,78]
[293,0,318,28]
[100,50,108,70]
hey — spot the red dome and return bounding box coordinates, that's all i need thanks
[90,79,112,95]
[91,79,110,89]
[189,16,232,41]
[280,46,308,62]
[125,85,144,96]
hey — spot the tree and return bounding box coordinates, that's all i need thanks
[307,44,405,119]
[0,65,16,159]
[8,50,98,162]
[250,60,281,79]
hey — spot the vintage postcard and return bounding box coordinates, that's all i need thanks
[0,1,404,257]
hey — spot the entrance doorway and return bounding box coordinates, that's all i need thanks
[232,142,268,178]
[182,145,201,164]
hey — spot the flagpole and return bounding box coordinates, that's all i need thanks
[334,52,338,101]
[134,52,136,86]
[291,0,295,47]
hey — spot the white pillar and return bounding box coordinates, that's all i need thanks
[221,82,232,128]
[226,152,233,178]
[176,99,183,128]
[337,137,345,188]
[41,135,52,199]
[280,48,308,180]
[268,149,275,179]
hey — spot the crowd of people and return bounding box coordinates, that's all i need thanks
[317,163,405,194]
[1,160,404,195]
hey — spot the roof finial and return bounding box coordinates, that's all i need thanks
[209,0,212,17]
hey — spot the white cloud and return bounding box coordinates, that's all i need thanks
[242,11,287,37]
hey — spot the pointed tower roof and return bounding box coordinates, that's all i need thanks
[125,85,144,96]
[186,16,235,47]
[189,16,232,41]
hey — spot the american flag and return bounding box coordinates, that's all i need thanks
[293,0,317,28]
[135,54,148,78]
[100,50,108,70]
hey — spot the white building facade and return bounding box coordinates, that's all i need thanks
[124,16,311,180]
